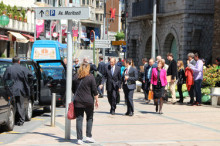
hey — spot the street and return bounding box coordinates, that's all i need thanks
[1,91,220,146]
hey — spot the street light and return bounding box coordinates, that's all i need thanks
[0,14,9,27]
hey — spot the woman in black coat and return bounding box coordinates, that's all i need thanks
[177,60,186,103]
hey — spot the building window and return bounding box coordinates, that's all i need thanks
[87,0,89,5]
[82,0,85,5]
[96,1,99,8]
[96,14,99,21]
[100,14,103,22]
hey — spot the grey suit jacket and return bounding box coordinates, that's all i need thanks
[122,66,138,90]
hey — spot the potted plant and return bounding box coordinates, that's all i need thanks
[202,65,220,103]
[7,5,12,18]
[201,87,211,103]
[12,5,18,20]
[21,8,26,21]
[23,17,27,22]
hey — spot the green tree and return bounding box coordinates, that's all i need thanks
[115,31,125,41]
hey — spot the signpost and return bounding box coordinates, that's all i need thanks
[95,40,111,49]
[34,7,90,140]
[90,30,95,64]
[35,7,90,20]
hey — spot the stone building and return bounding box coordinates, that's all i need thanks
[126,0,214,66]
[213,0,220,63]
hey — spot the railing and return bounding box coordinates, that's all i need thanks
[6,19,34,32]
[132,0,154,17]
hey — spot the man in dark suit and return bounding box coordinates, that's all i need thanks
[122,58,138,116]
[3,56,33,126]
[142,58,149,101]
[97,56,105,97]
[100,58,121,115]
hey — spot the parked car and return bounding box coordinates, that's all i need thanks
[0,59,66,131]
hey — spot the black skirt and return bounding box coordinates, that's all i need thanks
[153,85,165,99]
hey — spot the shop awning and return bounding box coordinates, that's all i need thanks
[0,35,9,41]
[22,34,34,42]
[8,31,29,43]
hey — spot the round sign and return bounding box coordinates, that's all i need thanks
[90,30,95,43]
[53,32,58,38]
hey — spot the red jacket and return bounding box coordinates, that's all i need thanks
[185,67,194,91]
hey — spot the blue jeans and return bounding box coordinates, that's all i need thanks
[194,79,202,104]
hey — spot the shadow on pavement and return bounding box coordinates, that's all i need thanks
[139,111,158,115]
[95,111,124,116]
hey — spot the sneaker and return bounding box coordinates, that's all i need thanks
[77,140,84,145]
[86,137,96,143]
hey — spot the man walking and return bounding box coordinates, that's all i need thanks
[100,58,121,115]
[73,58,80,73]
[97,56,106,97]
[3,56,33,126]
[189,53,203,106]
[122,59,138,116]
[167,53,177,104]
[142,58,148,101]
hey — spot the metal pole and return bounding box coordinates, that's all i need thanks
[93,34,96,65]
[50,21,52,40]
[51,93,56,127]
[65,19,73,140]
[125,1,127,59]
[59,20,62,43]
[34,14,36,41]
[102,0,106,62]
[151,0,157,59]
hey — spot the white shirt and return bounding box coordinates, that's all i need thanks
[111,65,115,76]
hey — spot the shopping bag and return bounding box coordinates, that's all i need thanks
[148,91,154,100]
[67,102,76,120]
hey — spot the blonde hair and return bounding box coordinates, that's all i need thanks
[78,63,90,79]
[158,59,165,68]
[177,60,184,71]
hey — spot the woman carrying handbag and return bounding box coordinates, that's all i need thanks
[150,60,168,114]
[72,63,99,145]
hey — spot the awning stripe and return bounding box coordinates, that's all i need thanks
[22,34,34,42]
[0,35,9,41]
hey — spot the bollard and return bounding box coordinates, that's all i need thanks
[51,93,56,127]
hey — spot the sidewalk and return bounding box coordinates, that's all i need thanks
[4,91,220,146]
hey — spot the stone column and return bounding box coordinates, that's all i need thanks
[213,0,220,63]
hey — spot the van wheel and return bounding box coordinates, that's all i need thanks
[43,106,51,113]
[25,100,33,121]
[5,106,15,131]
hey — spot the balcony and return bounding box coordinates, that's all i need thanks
[132,0,153,17]
[3,19,34,33]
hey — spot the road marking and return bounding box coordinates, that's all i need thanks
[0,131,20,134]
[32,118,44,121]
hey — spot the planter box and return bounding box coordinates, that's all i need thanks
[202,94,211,103]
[211,87,220,106]
[175,91,188,98]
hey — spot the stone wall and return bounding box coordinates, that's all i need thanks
[213,0,220,63]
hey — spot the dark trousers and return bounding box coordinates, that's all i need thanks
[177,84,184,102]
[75,106,94,140]
[107,90,117,112]
[143,80,150,100]
[97,85,104,95]
[188,85,195,103]
[15,96,25,124]
[194,79,202,104]
[123,85,134,113]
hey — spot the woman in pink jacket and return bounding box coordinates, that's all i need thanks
[150,59,168,114]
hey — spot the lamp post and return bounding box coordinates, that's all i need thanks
[151,0,157,59]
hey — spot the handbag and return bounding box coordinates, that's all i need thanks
[67,79,83,120]
[148,90,154,100]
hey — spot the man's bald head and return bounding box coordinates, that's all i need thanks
[149,58,155,66]
[110,58,116,66]
[156,56,162,62]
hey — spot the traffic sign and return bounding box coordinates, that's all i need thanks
[35,7,90,20]
[90,30,95,43]
[95,40,111,44]
[95,44,111,49]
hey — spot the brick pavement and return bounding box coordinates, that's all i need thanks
[3,91,220,146]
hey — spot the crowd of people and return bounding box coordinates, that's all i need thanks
[70,54,220,145]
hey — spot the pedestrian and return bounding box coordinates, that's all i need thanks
[105,57,111,68]
[122,58,138,116]
[117,58,123,67]
[97,56,106,98]
[150,59,167,114]
[142,58,149,101]
[3,56,33,126]
[73,58,80,72]
[216,57,220,70]
[177,60,186,104]
[167,53,177,104]
[153,56,162,68]
[121,60,126,76]
[83,57,97,75]
[100,58,122,115]
[188,53,203,106]
[63,58,67,65]
[72,63,99,145]
[185,53,196,105]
